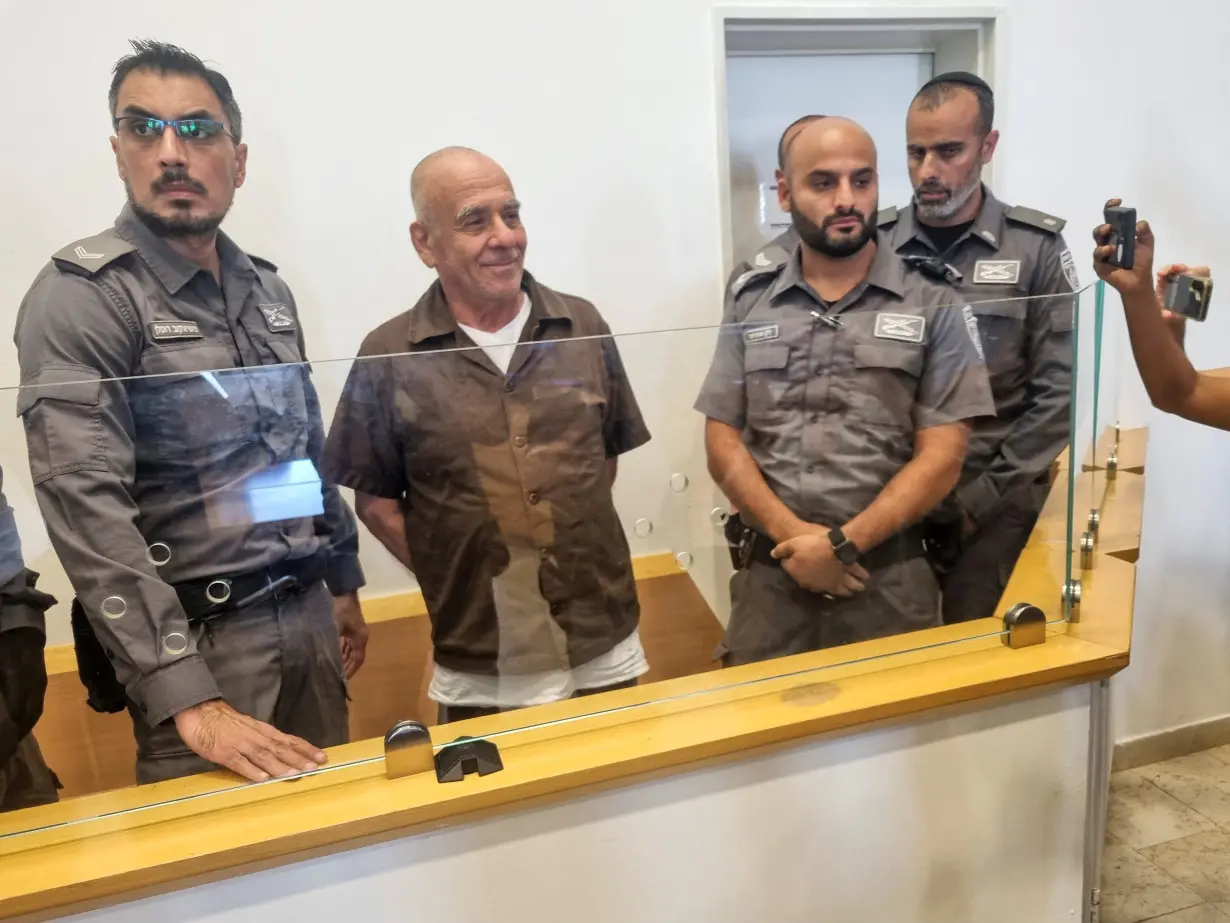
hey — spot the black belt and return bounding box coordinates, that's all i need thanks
[173,552,327,624]
[727,515,926,572]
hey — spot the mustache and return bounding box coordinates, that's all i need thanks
[916,182,949,194]
[823,210,866,228]
[152,168,207,195]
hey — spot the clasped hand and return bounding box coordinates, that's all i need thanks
[770,525,869,596]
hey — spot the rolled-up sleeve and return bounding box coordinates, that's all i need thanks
[322,338,409,502]
[596,319,651,457]
[914,296,998,431]
[693,287,749,430]
[15,271,219,725]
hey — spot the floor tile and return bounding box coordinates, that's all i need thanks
[1138,754,1230,827]
[1207,745,1230,767]
[1144,903,1230,922]
[1108,770,1219,848]
[1143,829,1230,902]
[1101,837,1204,923]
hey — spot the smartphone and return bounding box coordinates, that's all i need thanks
[1103,205,1137,270]
[1164,273,1214,322]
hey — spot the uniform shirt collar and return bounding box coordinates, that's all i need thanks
[405,269,565,347]
[767,235,906,306]
[889,185,1007,255]
[114,203,254,295]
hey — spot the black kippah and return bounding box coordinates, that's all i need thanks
[919,71,993,95]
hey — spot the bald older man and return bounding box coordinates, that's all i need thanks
[323,148,652,723]
[697,117,995,664]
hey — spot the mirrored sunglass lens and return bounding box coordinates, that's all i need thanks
[126,118,163,137]
[176,119,225,139]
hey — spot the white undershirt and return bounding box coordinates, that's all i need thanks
[430,297,648,708]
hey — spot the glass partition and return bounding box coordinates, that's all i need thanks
[0,288,1086,844]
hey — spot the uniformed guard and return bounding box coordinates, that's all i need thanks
[696,116,995,665]
[13,40,368,785]
[885,71,1076,624]
[0,464,60,812]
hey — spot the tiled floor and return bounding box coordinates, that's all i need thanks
[1103,745,1230,922]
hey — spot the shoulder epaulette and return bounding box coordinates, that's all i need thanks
[249,254,279,273]
[876,206,899,227]
[1005,205,1066,234]
[730,262,783,299]
[50,232,136,277]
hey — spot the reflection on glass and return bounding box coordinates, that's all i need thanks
[0,290,1082,839]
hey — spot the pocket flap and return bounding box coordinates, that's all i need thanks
[852,343,924,377]
[266,337,305,366]
[744,344,790,373]
[970,298,1028,319]
[15,364,101,416]
[139,344,236,378]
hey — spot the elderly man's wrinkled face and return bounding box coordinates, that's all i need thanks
[412,157,526,305]
[110,69,246,237]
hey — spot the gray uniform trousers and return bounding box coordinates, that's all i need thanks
[719,556,941,667]
[940,479,1049,625]
[0,735,59,812]
[127,581,349,785]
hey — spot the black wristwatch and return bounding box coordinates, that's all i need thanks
[828,527,861,565]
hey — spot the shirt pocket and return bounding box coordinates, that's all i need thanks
[971,298,1028,383]
[255,335,311,425]
[850,342,924,429]
[15,364,105,485]
[744,343,791,419]
[129,343,250,465]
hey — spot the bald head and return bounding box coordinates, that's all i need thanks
[410,146,514,227]
[781,116,877,179]
[408,146,527,309]
[776,116,879,259]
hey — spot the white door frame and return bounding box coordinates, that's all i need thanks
[710,4,1007,275]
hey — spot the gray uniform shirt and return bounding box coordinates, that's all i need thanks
[880,189,1075,521]
[0,467,21,589]
[0,466,41,637]
[696,236,996,533]
[13,206,365,726]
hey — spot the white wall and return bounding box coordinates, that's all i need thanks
[60,685,1093,923]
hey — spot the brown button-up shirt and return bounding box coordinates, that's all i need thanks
[323,272,651,676]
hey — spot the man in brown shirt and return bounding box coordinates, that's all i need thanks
[323,148,652,723]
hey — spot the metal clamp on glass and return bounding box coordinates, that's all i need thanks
[384,720,434,780]
[1002,602,1047,649]
[1080,532,1096,571]
[1087,509,1101,539]
[435,736,504,783]
[1063,579,1083,621]
[1106,451,1119,482]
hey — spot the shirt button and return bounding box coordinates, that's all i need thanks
[814,368,823,377]
[810,413,821,424]
[550,602,563,616]
[528,492,541,505]
[504,382,515,393]
[806,464,816,474]
[514,436,527,448]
